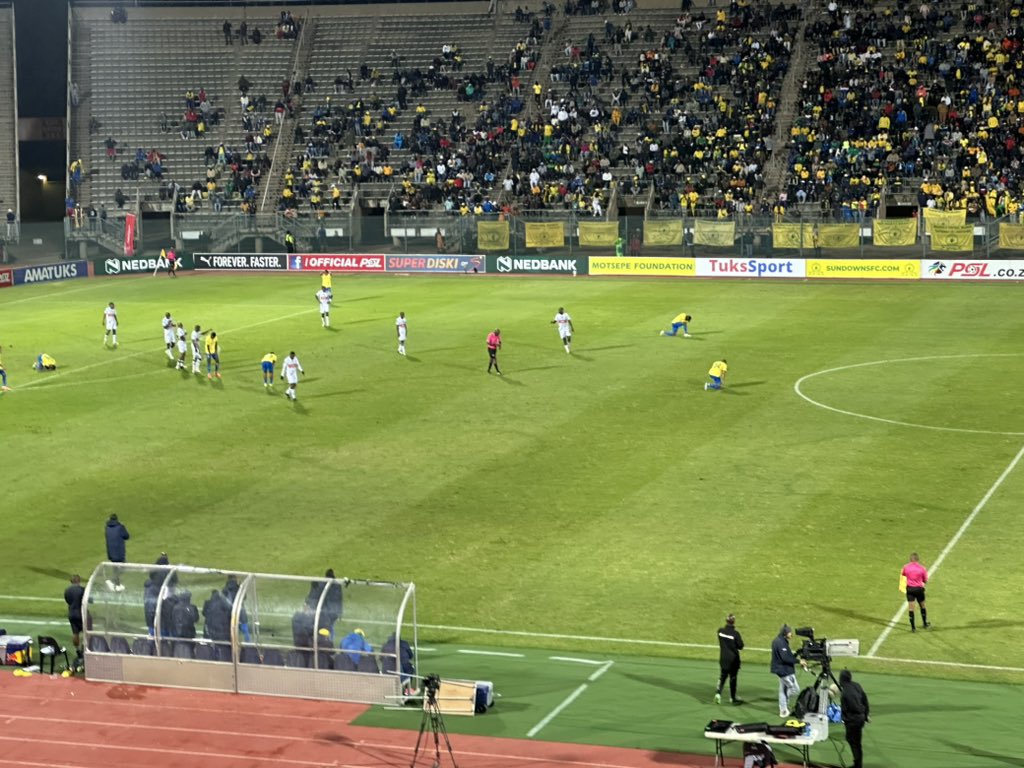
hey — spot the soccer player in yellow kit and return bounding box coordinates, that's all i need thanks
[660,312,692,337]
[320,270,333,299]
[261,353,277,387]
[704,359,728,391]
[205,332,221,379]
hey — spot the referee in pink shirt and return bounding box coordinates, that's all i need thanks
[901,552,931,632]
[486,329,502,375]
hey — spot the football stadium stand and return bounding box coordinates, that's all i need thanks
[0,2,19,235]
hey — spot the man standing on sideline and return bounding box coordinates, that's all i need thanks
[64,574,86,652]
[704,359,728,391]
[902,552,931,632]
[551,307,574,354]
[104,514,130,591]
[714,613,744,704]
[316,287,332,328]
[770,624,807,717]
[396,312,408,355]
[261,352,277,388]
[487,328,502,375]
[839,669,869,768]
[660,311,692,337]
[103,302,118,348]
[281,351,304,400]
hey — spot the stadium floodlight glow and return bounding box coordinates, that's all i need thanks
[37,174,47,182]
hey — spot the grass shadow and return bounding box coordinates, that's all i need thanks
[304,389,365,399]
[583,344,634,353]
[404,355,422,363]
[807,603,892,628]
[935,739,1024,767]
[622,672,706,701]
[730,380,767,389]
[25,566,72,581]
[495,374,524,386]
[513,365,564,374]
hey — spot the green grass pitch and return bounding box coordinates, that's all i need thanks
[1,272,1023,764]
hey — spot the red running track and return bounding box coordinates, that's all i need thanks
[0,672,798,768]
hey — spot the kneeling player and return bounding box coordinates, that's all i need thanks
[281,351,304,400]
[704,359,728,391]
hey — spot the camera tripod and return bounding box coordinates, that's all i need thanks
[809,659,841,717]
[410,687,458,768]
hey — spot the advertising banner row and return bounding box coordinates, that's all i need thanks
[66,253,1024,282]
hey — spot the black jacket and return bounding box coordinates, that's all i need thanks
[840,671,870,725]
[717,624,744,669]
[770,630,798,677]
[105,518,130,561]
[64,583,85,620]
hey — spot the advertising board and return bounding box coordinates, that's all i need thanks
[385,255,486,273]
[589,257,695,276]
[695,257,805,278]
[13,260,89,285]
[920,260,1024,280]
[194,253,288,271]
[289,254,385,272]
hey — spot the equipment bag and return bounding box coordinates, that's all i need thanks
[793,686,819,717]
[742,740,777,767]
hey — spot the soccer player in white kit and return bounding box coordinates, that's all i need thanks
[396,311,407,355]
[316,288,331,328]
[174,322,188,369]
[280,351,304,400]
[190,324,205,374]
[103,302,118,348]
[551,307,575,354]
[161,313,176,360]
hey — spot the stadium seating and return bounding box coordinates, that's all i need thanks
[0,4,18,223]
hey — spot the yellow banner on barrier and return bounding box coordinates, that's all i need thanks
[873,218,917,247]
[818,224,860,249]
[772,223,805,249]
[477,221,510,251]
[644,219,683,246]
[589,257,695,276]
[524,222,565,248]
[693,220,735,247]
[578,221,619,247]
[998,223,1024,250]
[922,208,966,235]
[930,223,973,252]
[807,259,921,279]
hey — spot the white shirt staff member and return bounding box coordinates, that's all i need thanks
[281,351,305,401]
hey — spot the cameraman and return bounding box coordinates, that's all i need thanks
[839,669,870,768]
[770,624,807,718]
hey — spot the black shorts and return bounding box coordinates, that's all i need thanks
[906,586,926,603]
[69,615,83,633]
[488,347,497,359]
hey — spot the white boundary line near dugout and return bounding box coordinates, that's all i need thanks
[794,353,1024,436]
[867,443,1024,657]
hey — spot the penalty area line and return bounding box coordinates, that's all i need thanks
[867,442,1024,657]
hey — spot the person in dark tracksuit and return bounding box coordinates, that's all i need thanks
[104,513,130,590]
[840,669,870,768]
[714,613,744,704]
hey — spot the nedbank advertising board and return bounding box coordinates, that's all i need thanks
[486,255,586,275]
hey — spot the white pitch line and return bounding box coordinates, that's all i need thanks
[549,656,606,666]
[587,661,613,682]
[457,649,524,658]
[3,594,1024,673]
[794,354,1024,436]
[867,443,1024,657]
[526,683,588,739]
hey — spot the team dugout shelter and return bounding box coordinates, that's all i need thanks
[82,562,418,704]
